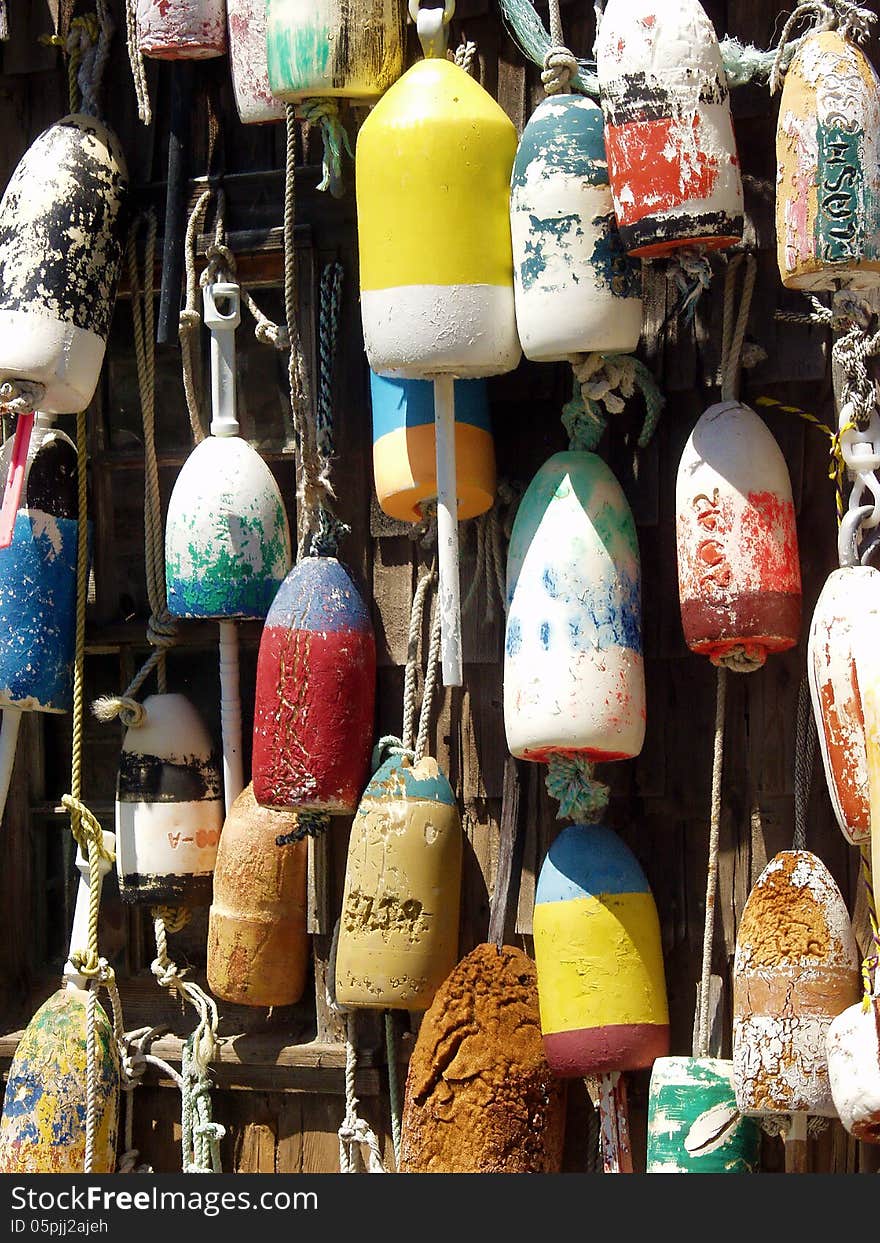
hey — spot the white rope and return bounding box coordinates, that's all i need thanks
[542,0,577,95]
[697,665,727,1058]
[124,0,151,125]
[151,909,219,1075]
[84,985,98,1173]
[453,38,478,74]
[768,1,875,93]
[401,565,444,764]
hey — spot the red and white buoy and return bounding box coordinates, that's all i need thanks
[596,0,743,257]
[227,0,284,124]
[136,0,226,58]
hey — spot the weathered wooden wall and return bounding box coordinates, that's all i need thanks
[0,0,877,1175]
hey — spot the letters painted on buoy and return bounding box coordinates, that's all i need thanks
[776,30,880,290]
[227,0,285,124]
[334,754,462,1012]
[533,823,669,1077]
[370,372,495,523]
[646,1057,761,1173]
[207,782,309,1007]
[826,1001,880,1143]
[252,557,376,814]
[165,436,292,620]
[136,0,226,58]
[596,0,743,257]
[357,55,521,379]
[675,401,801,668]
[504,451,645,764]
[808,566,880,846]
[0,989,119,1173]
[267,0,405,101]
[116,693,224,908]
[733,850,861,1118]
[510,93,643,360]
[0,116,128,413]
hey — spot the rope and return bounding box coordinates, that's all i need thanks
[384,1011,402,1171]
[755,395,848,524]
[719,252,758,403]
[69,2,113,118]
[461,483,522,623]
[792,675,817,851]
[92,214,179,729]
[769,2,876,94]
[545,753,609,822]
[296,99,353,199]
[116,1025,156,1173]
[178,190,214,446]
[541,0,577,95]
[563,353,665,452]
[858,844,880,1001]
[302,260,349,558]
[453,37,478,74]
[697,665,727,1059]
[667,249,714,325]
[402,565,442,762]
[124,0,151,125]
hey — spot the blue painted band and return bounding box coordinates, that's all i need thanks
[370,372,491,441]
[363,754,456,807]
[535,823,650,904]
[264,556,373,633]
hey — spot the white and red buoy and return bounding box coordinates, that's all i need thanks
[136,0,227,58]
[675,401,802,668]
[227,0,285,124]
[596,0,743,257]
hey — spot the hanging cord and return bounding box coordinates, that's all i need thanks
[296,100,353,199]
[541,0,578,96]
[769,1,876,94]
[92,214,179,728]
[67,2,113,118]
[116,1026,158,1174]
[384,1011,402,1171]
[453,36,477,74]
[755,395,848,524]
[792,676,817,852]
[310,260,350,557]
[858,845,880,1001]
[123,0,152,125]
[666,249,715,327]
[462,480,524,624]
[696,666,727,1059]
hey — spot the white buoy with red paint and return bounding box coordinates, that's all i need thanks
[227,0,285,124]
[596,0,743,257]
[136,0,226,58]
[675,401,802,669]
[826,1001,880,1144]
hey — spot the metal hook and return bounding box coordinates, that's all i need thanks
[409,0,454,57]
[840,401,880,529]
[838,504,875,567]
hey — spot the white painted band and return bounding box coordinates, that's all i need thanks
[116,797,223,879]
[0,310,105,414]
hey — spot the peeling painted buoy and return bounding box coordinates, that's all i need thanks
[646,1057,761,1173]
[596,0,743,257]
[0,115,128,414]
[510,93,643,360]
[115,693,225,907]
[776,30,880,290]
[267,0,405,101]
[207,782,309,1007]
[808,566,880,846]
[334,753,462,1012]
[733,850,861,1118]
[136,0,226,58]
[504,451,645,764]
[399,943,567,1173]
[227,0,285,124]
[370,372,495,523]
[675,401,802,668]
[826,1000,880,1143]
[533,823,669,1076]
[357,53,520,379]
[252,556,376,814]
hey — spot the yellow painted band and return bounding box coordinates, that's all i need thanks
[356,58,517,290]
[534,893,669,1033]
[373,421,496,522]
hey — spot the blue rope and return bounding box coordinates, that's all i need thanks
[307,260,350,559]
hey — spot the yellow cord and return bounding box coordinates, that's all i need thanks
[858,843,880,1005]
[754,395,853,525]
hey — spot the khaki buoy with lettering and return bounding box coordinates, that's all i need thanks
[334,753,462,1012]
[207,783,309,1008]
[776,30,880,290]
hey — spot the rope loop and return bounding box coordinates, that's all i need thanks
[542,45,578,94]
[545,753,610,822]
[274,810,331,846]
[712,644,766,673]
[565,352,665,451]
[296,98,353,199]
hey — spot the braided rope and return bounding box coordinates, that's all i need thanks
[545,753,610,822]
[697,665,727,1058]
[124,0,151,124]
[792,675,817,852]
[859,843,880,1001]
[565,352,664,452]
[384,1011,402,1170]
[296,99,353,199]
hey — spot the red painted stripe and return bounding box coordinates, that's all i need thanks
[542,1023,670,1077]
[606,116,720,227]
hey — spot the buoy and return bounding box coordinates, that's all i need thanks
[207,782,309,1007]
[266,0,405,101]
[252,556,376,814]
[115,692,224,907]
[596,0,743,257]
[0,115,128,414]
[334,753,462,1012]
[165,279,292,812]
[776,29,880,291]
[807,565,880,846]
[646,1057,761,1173]
[504,451,645,764]
[227,0,285,124]
[399,943,567,1173]
[136,0,226,58]
[510,93,643,360]
[675,401,802,669]
[370,372,495,524]
[357,16,521,685]
[826,1001,880,1143]
[732,850,861,1119]
[533,822,669,1076]
[0,831,118,1173]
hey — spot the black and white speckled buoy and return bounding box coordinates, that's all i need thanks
[0,114,128,414]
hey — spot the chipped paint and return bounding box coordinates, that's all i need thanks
[647,1057,761,1173]
[676,401,801,666]
[504,451,645,764]
[733,850,860,1117]
[510,94,642,360]
[136,0,226,58]
[776,30,880,290]
[228,0,285,124]
[165,435,292,620]
[596,0,743,257]
[252,557,376,814]
[826,1001,880,1142]
[808,566,880,845]
[266,0,404,101]
[0,988,118,1173]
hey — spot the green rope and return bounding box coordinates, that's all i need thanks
[297,98,353,198]
[181,1035,224,1174]
[545,754,609,822]
[563,354,665,452]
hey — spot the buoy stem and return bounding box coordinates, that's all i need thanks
[64,829,115,991]
[596,1072,633,1174]
[219,621,244,814]
[784,1111,809,1173]
[0,706,22,829]
[204,281,241,437]
[433,375,463,687]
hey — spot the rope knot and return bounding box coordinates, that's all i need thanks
[151,959,182,991]
[295,98,353,198]
[712,644,766,673]
[0,379,46,414]
[91,694,147,729]
[371,736,414,772]
[541,45,579,94]
[453,38,478,74]
[254,319,289,349]
[545,753,610,821]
